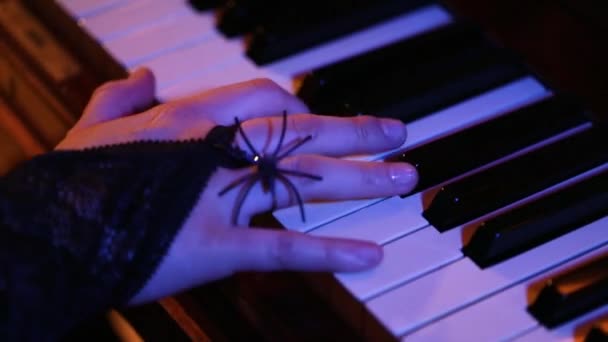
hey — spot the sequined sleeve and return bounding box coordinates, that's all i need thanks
[0,126,241,341]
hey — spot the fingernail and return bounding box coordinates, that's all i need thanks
[335,246,383,268]
[381,119,407,141]
[389,163,418,186]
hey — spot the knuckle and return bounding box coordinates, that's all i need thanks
[149,103,180,124]
[281,155,312,175]
[249,78,281,93]
[288,114,316,140]
[92,81,122,99]
[247,78,297,111]
[352,116,379,143]
[279,156,321,190]
[137,103,182,138]
[270,233,298,268]
[262,116,274,131]
[239,117,269,152]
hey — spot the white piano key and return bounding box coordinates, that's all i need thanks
[311,162,606,306]
[141,36,245,89]
[159,59,293,101]
[105,11,216,67]
[326,156,603,302]
[514,304,608,342]
[274,76,550,232]
[406,243,608,342]
[336,226,462,301]
[80,0,189,42]
[373,76,553,160]
[276,198,386,234]
[58,0,130,19]
[405,273,539,342]
[366,216,608,337]
[155,4,453,98]
[309,195,426,243]
[315,121,600,304]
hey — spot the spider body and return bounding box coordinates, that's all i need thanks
[218,111,322,224]
[253,154,278,193]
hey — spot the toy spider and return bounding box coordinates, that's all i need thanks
[218,111,323,225]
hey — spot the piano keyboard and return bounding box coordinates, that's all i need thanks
[56,0,608,341]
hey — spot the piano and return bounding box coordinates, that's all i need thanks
[10,0,608,340]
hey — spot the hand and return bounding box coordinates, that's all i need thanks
[57,68,419,304]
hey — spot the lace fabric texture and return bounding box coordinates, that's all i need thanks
[0,125,241,341]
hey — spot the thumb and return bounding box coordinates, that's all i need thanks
[76,68,156,129]
[220,228,383,273]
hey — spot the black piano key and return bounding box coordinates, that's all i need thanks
[527,254,608,328]
[216,0,278,37]
[423,127,608,231]
[298,24,484,103]
[297,24,526,121]
[189,0,226,12]
[462,170,608,268]
[585,326,608,342]
[297,24,483,115]
[355,48,524,122]
[247,0,432,64]
[387,96,590,194]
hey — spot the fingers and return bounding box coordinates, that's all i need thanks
[218,228,383,273]
[58,78,305,148]
[162,78,309,125]
[55,106,217,149]
[129,227,383,304]
[277,156,418,200]
[214,155,418,223]
[96,78,306,146]
[77,68,156,129]
[238,113,408,157]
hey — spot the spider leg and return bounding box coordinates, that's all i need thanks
[230,175,259,225]
[218,171,256,196]
[277,168,323,181]
[268,171,278,210]
[234,117,260,157]
[276,173,307,222]
[272,110,288,157]
[277,135,313,160]
[270,178,279,211]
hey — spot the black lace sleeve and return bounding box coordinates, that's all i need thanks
[0,126,242,341]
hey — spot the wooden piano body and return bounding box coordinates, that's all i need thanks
[1,0,607,340]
